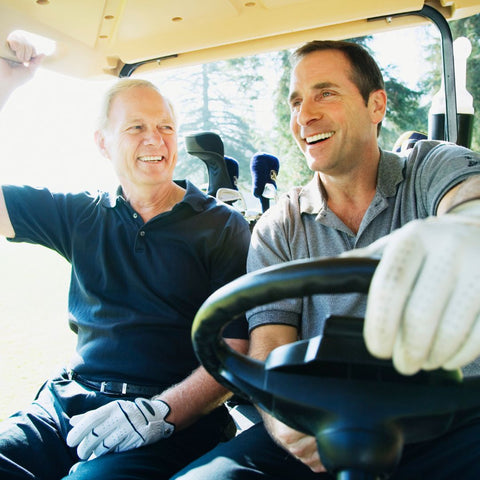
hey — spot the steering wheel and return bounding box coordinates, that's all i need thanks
[192,257,480,480]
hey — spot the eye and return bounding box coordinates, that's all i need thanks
[160,125,175,134]
[126,124,143,132]
[289,98,302,111]
[318,90,335,100]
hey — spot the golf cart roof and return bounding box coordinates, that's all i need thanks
[0,0,479,79]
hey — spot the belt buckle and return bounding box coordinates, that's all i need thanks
[100,381,128,395]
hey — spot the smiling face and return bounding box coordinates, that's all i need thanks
[96,85,178,195]
[288,49,386,176]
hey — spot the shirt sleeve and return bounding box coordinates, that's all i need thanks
[210,207,251,340]
[246,198,302,333]
[2,185,84,260]
[408,141,480,216]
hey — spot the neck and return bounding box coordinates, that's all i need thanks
[123,181,186,222]
[319,156,379,234]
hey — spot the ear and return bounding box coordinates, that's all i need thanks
[368,89,387,126]
[95,130,110,159]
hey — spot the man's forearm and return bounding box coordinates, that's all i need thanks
[155,338,248,431]
[438,175,480,214]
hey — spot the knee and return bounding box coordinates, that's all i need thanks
[172,455,239,480]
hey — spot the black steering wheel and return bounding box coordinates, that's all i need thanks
[192,257,480,480]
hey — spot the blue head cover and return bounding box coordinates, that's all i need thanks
[393,131,427,153]
[250,153,280,198]
[224,155,239,190]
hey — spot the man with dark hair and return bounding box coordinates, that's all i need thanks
[173,39,480,479]
[0,35,250,479]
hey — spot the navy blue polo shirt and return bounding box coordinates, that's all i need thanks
[3,180,250,388]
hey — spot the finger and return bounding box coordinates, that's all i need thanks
[75,419,120,460]
[67,409,109,447]
[298,441,326,473]
[391,248,456,375]
[8,40,32,63]
[67,415,96,447]
[364,227,425,359]
[424,273,479,370]
[89,430,121,458]
[7,33,37,63]
[90,418,140,457]
[77,427,108,460]
[444,311,480,370]
[68,414,83,427]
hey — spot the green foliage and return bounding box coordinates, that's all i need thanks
[156,14,480,194]
[380,78,427,149]
[268,50,313,192]
[450,14,480,150]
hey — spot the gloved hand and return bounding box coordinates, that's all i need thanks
[67,398,175,460]
[343,200,480,375]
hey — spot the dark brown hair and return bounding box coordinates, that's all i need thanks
[291,40,385,107]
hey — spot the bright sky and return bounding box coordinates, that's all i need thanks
[0,69,116,192]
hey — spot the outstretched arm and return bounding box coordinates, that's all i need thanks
[0,33,43,238]
[0,32,43,109]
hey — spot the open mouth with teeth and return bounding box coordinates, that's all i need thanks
[305,131,335,145]
[138,156,165,163]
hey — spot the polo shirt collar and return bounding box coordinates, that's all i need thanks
[100,180,208,212]
[297,149,405,216]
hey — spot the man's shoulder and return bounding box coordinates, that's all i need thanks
[254,186,305,228]
[405,139,477,161]
[3,184,103,204]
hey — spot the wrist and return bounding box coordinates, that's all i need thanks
[150,398,175,437]
[445,198,480,217]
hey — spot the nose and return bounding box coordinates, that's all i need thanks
[295,96,321,127]
[143,127,165,146]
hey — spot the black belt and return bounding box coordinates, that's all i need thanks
[68,370,162,397]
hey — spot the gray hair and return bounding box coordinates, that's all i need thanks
[97,78,177,130]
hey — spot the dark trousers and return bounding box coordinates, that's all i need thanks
[0,371,233,480]
[171,419,480,479]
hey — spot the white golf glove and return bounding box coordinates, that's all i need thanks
[67,398,175,460]
[343,200,480,375]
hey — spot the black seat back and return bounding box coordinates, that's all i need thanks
[185,132,235,196]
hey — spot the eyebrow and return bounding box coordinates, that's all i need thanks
[288,81,339,104]
[124,116,175,125]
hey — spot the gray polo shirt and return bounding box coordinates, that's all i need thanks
[247,140,480,346]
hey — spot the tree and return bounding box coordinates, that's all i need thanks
[268,49,313,192]
[417,13,480,150]
[450,13,480,150]
[151,56,268,190]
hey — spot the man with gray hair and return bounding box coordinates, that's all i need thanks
[0,35,250,479]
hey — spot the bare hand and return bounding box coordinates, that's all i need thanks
[264,415,326,473]
[0,32,43,93]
